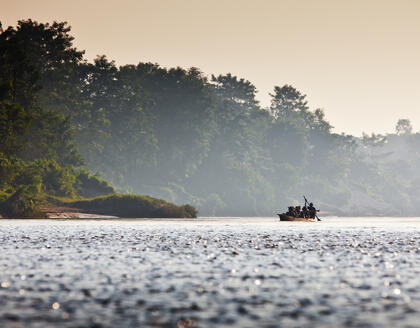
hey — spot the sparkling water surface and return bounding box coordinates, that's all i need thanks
[0,217,420,328]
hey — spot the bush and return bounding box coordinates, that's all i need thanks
[0,154,24,190]
[11,167,42,192]
[29,159,76,197]
[181,204,198,218]
[0,183,44,218]
[0,165,46,218]
[74,169,115,198]
[0,190,10,203]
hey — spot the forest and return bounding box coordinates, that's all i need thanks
[1,20,420,217]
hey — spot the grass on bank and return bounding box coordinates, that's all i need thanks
[53,193,198,218]
[0,192,198,219]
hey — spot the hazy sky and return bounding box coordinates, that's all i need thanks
[3,0,420,135]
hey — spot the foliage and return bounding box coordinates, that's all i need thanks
[74,169,115,198]
[0,19,84,109]
[0,154,22,190]
[21,108,83,166]
[1,176,43,218]
[0,191,10,203]
[29,159,76,197]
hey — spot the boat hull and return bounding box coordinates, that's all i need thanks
[277,214,315,222]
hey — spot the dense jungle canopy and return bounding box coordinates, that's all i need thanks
[1,20,420,216]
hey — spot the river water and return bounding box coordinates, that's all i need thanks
[0,217,419,328]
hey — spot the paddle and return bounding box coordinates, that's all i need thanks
[303,195,321,221]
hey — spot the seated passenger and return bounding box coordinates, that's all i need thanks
[302,205,309,218]
[295,206,302,218]
[286,206,295,217]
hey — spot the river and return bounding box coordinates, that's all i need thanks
[0,217,419,327]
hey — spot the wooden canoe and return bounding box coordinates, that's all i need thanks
[277,213,315,222]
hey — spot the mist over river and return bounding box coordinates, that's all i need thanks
[0,217,420,327]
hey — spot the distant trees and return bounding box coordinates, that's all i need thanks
[395,119,413,135]
[189,74,273,215]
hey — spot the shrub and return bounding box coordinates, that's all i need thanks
[74,169,115,198]
[11,167,42,192]
[31,159,76,197]
[181,204,198,218]
[0,154,24,190]
[0,190,10,203]
[0,183,44,218]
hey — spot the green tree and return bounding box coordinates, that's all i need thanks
[0,19,84,110]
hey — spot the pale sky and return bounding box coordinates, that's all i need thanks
[2,0,420,136]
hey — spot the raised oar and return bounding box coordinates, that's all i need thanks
[303,195,321,221]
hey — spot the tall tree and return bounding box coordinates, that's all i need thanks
[0,19,84,110]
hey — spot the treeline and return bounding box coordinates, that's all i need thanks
[1,20,419,216]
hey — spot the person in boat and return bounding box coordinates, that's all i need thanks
[295,206,302,218]
[286,206,295,217]
[308,202,318,219]
[302,205,309,218]
[300,206,306,218]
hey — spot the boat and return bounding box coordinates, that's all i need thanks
[277,213,315,222]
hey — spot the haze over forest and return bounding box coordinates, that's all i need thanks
[1,19,420,217]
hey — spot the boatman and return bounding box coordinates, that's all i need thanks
[308,203,318,219]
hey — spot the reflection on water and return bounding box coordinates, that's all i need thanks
[0,217,419,327]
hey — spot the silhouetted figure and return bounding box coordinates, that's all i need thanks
[302,205,309,218]
[308,202,317,219]
[286,206,295,217]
